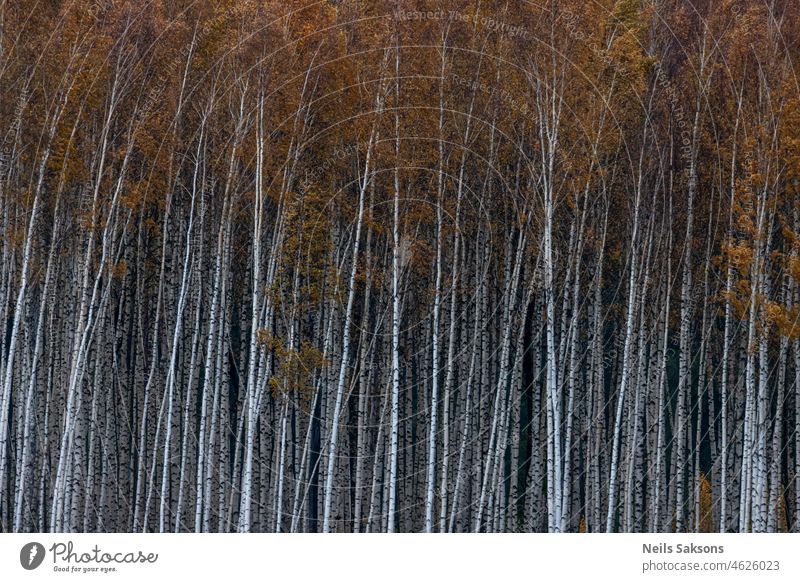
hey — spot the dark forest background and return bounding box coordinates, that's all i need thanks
[1,0,799,532]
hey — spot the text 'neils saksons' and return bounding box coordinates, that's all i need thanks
[643,543,724,554]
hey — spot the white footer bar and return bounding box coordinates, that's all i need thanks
[1,533,798,581]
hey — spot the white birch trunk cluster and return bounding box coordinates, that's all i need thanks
[0,0,799,533]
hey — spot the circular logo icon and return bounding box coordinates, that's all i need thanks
[20,542,46,570]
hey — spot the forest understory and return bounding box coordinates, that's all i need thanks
[1,0,800,533]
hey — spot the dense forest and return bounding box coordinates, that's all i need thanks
[1,0,799,533]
